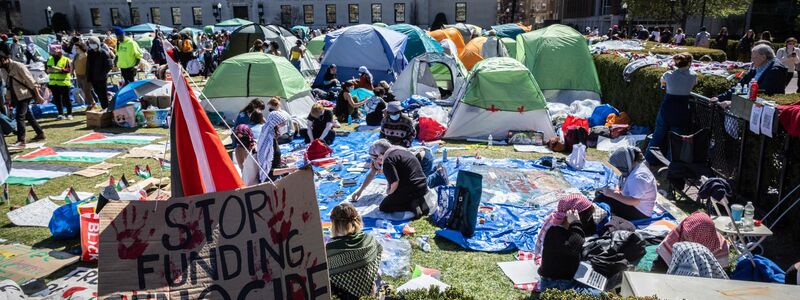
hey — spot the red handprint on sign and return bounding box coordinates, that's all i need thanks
[110,206,155,260]
[267,189,294,244]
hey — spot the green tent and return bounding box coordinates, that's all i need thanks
[462,57,546,111]
[203,52,308,99]
[201,52,315,123]
[501,37,517,59]
[215,18,254,29]
[515,24,600,94]
[135,36,153,50]
[307,35,325,57]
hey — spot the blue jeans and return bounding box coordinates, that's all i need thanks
[645,94,690,163]
[291,60,301,71]
[412,146,447,188]
[538,277,601,296]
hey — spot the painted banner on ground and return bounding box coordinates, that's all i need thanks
[65,132,163,145]
[0,267,97,299]
[98,169,330,299]
[14,147,124,163]
[0,244,79,284]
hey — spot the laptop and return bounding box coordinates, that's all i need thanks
[574,261,607,291]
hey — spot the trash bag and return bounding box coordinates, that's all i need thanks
[567,144,587,170]
[375,235,412,277]
[49,201,85,240]
[418,105,448,126]
[417,117,447,142]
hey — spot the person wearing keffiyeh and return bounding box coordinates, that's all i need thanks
[667,241,729,279]
[256,111,290,183]
[657,212,730,267]
[326,203,382,300]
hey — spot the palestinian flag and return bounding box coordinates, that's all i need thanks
[159,158,171,171]
[65,187,81,203]
[26,187,38,204]
[65,132,163,145]
[15,147,124,163]
[7,163,82,185]
[114,174,130,191]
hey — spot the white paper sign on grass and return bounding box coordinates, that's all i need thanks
[6,199,59,227]
[498,260,540,285]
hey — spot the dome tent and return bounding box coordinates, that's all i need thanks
[459,37,487,71]
[429,28,466,56]
[393,52,468,106]
[314,25,408,87]
[388,24,443,61]
[201,52,314,123]
[306,35,326,58]
[444,57,556,140]
[516,24,601,104]
[222,24,320,79]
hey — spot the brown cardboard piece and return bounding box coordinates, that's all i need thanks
[98,169,330,299]
[0,244,79,284]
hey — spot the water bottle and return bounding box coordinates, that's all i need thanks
[743,201,755,231]
[487,134,493,147]
[742,83,749,95]
[734,83,742,94]
[442,148,448,162]
[347,114,352,125]
[416,236,431,252]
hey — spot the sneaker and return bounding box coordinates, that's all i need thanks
[67,115,73,120]
[56,115,65,120]
[10,141,25,149]
[29,134,46,143]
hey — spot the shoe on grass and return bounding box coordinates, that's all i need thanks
[29,134,46,142]
[56,115,65,120]
[10,141,25,149]
[67,115,73,120]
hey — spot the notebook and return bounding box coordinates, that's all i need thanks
[574,262,607,291]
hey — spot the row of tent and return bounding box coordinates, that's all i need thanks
[200,24,600,141]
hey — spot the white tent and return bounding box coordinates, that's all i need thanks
[393,53,467,106]
[263,25,321,81]
[444,57,556,140]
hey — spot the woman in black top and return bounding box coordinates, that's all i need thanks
[535,194,600,295]
[364,87,387,126]
[334,81,365,123]
[322,64,341,92]
[304,103,336,145]
[738,30,756,61]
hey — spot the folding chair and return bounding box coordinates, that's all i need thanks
[699,177,758,266]
[648,128,715,201]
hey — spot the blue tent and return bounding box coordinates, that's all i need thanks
[125,23,174,33]
[388,24,443,61]
[315,25,408,87]
[491,24,526,40]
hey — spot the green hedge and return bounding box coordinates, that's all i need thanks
[682,37,786,62]
[534,289,658,300]
[593,54,733,126]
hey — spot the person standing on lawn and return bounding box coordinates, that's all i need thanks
[738,29,756,61]
[86,37,112,110]
[646,52,697,163]
[695,27,711,48]
[46,44,73,120]
[290,40,305,71]
[715,27,729,51]
[0,52,46,148]
[114,26,142,86]
[72,42,94,110]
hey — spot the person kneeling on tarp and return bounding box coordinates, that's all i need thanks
[326,203,382,300]
[352,139,437,218]
[595,147,657,221]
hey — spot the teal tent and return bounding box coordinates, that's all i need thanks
[125,23,174,33]
[215,18,254,31]
[388,24,443,61]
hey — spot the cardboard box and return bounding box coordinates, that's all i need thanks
[86,110,113,128]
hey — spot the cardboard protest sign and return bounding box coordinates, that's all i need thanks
[0,244,79,284]
[0,267,97,300]
[98,169,330,299]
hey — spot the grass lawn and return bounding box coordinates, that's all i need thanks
[0,110,687,300]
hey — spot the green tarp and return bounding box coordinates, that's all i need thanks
[202,52,309,99]
[515,24,601,94]
[462,57,546,112]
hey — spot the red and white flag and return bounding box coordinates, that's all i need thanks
[164,43,243,196]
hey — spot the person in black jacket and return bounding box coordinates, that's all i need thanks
[712,44,787,106]
[85,37,112,110]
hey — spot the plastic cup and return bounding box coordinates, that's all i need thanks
[731,204,744,222]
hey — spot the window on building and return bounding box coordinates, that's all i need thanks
[304,5,314,24]
[151,7,161,24]
[348,4,359,23]
[90,8,101,26]
[13,0,20,12]
[455,2,466,22]
[281,5,292,25]
[394,3,405,23]
[171,7,181,25]
[192,7,202,26]
[371,4,382,23]
[131,7,141,24]
[326,4,336,24]
[110,8,121,25]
